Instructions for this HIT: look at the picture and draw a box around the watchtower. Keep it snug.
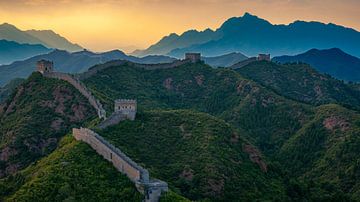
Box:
[185,53,201,63]
[114,99,137,120]
[36,60,54,74]
[257,54,271,61]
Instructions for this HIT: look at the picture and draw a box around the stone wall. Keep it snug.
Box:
[98,112,126,129]
[77,59,191,80]
[73,127,149,182]
[230,57,257,69]
[43,72,106,119]
[73,127,168,202]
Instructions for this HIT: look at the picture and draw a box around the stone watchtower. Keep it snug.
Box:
[257,54,271,61]
[185,53,201,63]
[115,99,137,120]
[36,60,54,74]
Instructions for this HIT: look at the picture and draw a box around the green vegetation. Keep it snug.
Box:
[278,104,360,200]
[98,110,288,201]
[0,135,142,201]
[1,60,359,201]
[160,191,191,202]
[84,62,313,155]
[0,72,96,177]
[0,78,24,103]
[237,61,360,110]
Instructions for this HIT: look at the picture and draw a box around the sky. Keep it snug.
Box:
[0,0,359,52]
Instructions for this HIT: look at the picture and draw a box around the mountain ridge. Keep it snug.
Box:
[0,39,51,65]
[0,23,83,52]
[134,12,360,58]
[273,48,360,82]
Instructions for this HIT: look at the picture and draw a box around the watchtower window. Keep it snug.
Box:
[110,153,112,159]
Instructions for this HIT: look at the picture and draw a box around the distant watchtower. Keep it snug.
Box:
[257,54,271,61]
[185,53,201,63]
[114,99,137,120]
[36,60,54,74]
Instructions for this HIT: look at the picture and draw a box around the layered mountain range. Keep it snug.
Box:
[134,13,360,58]
[1,60,359,201]
[0,23,82,52]
[0,49,249,86]
[0,23,83,64]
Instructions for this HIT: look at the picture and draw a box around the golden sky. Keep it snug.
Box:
[0,0,359,52]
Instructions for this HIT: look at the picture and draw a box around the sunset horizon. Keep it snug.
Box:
[1,0,359,52]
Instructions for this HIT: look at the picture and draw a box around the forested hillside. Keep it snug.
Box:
[98,110,288,201]
[0,73,96,177]
[237,61,360,110]
[1,60,359,201]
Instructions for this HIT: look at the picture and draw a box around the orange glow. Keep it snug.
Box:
[0,0,359,52]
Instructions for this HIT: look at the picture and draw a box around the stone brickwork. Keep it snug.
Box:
[98,112,126,129]
[42,72,106,119]
[114,99,137,120]
[257,54,271,61]
[73,128,148,182]
[37,60,54,74]
[73,128,168,202]
[185,53,201,63]
[78,59,192,80]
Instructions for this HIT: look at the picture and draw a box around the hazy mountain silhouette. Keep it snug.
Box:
[26,30,82,52]
[273,48,360,82]
[0,23,83,52]
[135,13,360,58]
[132,29,220,57]
[0,49,176,86]
[0,40,51,65]
[203,52,248,67]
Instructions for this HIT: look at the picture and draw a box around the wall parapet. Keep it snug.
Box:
[77,59,192,80]
[72,127,168,202]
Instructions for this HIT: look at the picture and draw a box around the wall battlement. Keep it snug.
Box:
[73,128,168,202]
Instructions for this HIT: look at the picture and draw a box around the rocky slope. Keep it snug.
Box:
[0,72,96,177]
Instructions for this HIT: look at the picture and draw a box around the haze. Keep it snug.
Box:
[0,0,359,52]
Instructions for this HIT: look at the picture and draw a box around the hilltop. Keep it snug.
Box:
[98,110,288,201]
[236,61,360,109]
[273,48,360,82]
[0,59,359,201]
[0,72,96,177]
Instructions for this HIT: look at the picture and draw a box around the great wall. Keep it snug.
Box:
[35,55,202,202]
[72,128,168,202]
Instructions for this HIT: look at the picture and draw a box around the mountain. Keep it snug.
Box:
[0,23,82,52]
[0,73,96,177]
[277,104,360,201]
[136,13,360,58]
[81,61,360,200]
[98,110,289,201]
[0,49,176,86]
[0,40,51,65]
[235,61,360,109]
[203,52,248,67]
[26,29,83,52]
[0,78,24,103]
[0,135,143,201]
[132,29,220,57]
[273,48,360,82]
[0,49,247,86]
[1,60,360,200]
